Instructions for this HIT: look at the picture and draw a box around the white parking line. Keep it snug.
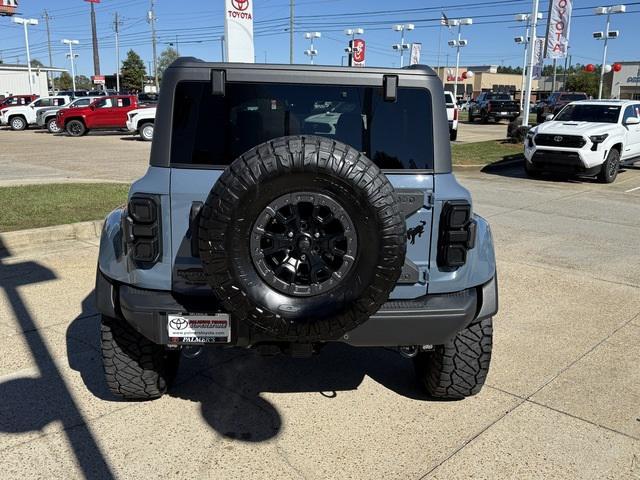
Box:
[624,185,640,193]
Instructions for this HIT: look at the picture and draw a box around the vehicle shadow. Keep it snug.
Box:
[0,240,116,479]
[481,159,617,184]
[172,342,431,442]
[66,291,433,444]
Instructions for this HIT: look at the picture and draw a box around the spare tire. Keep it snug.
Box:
[198,136,406,341]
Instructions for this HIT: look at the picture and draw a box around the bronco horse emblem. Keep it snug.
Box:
[407,221,427,245]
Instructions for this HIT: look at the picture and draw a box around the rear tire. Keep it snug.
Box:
[46,118,61,134]
[480,110,489,124]
[414,317,493,399]
[9,116,27,131]
[468,111,475,123]
[598,148,620,183]
[66,119,86,137]
[449,128,458,141]
[100,314,180,400]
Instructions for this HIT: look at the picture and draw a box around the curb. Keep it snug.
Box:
[0,220,104,253]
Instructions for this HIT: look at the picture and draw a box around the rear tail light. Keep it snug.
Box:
[437,200,476,270]
[123,194,162,265]
[453,108,458,121]
[487,103,492,112]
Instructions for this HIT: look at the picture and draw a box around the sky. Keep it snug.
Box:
[0,0,639,78]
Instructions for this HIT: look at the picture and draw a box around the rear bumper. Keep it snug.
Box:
[96,269,498,347]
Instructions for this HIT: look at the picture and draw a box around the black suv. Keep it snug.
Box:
[536,92,588,123]
[95,59,498,401]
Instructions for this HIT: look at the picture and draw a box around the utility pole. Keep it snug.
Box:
[289,0,294,64]
[43,10,54,91]
[551,58,557,92]
[148,0,159,91]
[114,12,122,92]
[90,0,100,75]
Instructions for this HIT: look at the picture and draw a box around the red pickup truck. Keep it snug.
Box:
[0,94,39,109]
[57,95,140,137]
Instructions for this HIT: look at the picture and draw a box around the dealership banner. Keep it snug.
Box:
[545,0,572,58]
[349,39,366,67]
[533,37,545,79]
[410,43,422,66]
[224,0,255,63]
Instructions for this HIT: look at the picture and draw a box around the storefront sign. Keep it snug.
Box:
[0,0,18,16]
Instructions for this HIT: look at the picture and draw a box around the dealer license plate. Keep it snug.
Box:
[500,111,508,115]
[167,314,230,344]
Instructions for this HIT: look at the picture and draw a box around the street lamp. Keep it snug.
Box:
[391,24,414,68]
[445,18,472,100]
[13,17,39,94]
[594,4,626,99]
[62,39,80,92]
[515,12,542,110]
[304,32,321,65]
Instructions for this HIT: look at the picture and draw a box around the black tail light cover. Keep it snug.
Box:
[123,194,161,266]
[437,200,476,270]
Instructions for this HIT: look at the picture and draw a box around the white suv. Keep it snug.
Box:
[0,95,72,130]
[445,91,459,141]
[524,100,640,183]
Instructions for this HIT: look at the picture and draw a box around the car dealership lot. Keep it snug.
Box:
[0,132,638,478]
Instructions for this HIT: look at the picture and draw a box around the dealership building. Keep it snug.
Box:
[435,65,566,102]
[604,61,640,99]
[0,63,67,98]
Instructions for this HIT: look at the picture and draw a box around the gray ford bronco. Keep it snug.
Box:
[96,58,498,400]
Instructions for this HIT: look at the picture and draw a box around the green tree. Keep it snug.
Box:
[121,49,146,92]
[565,70,599,98]
[157,47,179,81]
[30,58,44,68]
[75,75,92,90]
[53,71,73,90]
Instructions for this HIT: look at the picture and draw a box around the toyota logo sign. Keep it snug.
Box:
[232,0,249,11]
[169,317,189,331]
[553,136,563,142]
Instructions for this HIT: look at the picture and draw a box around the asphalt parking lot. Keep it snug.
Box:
[0,132,639,479]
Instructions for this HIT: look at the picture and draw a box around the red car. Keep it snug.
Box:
[0,94,38,109]
[57,95,140,137]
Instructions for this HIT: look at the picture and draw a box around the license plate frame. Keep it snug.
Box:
[167,314,231,344]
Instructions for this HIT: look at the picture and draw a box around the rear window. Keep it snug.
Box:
[486,93,512,101]
[171,81,434,170]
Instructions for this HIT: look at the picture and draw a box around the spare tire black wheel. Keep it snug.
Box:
[198,136,407,341]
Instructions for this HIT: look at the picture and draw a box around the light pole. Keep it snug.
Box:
[13,17,39,94]
[522,0,541,128]
[344,28,364,66]
[515,13,542,110]
[392,24,414,68]
[446,18,472,101]
[594,5,626,99]
[304,32,321,65]
[62,39,79,92]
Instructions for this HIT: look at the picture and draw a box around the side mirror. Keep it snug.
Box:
[545,114,554,121]
[624,117,640,125]
[30,105,35,109]
[90,104,96,111]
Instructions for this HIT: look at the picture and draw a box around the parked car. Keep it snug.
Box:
[126,107,157,141]
[95,59,498,401]
[36,96,101,133]
[525,100,640,183]
[137,92,159,104]
[468,92,520,123]
[536,92,588,124]
[57,95,141,136]
[55,90,90,98]
[0,94,38,110]
[445,91,459,141]
[0,95,72,130]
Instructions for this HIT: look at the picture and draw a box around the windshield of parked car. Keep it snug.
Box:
[171,81,435,170]
[486,93,511,100]
[554,104,621,123]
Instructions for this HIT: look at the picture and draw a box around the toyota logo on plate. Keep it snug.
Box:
[553,136,563,142]
[169,317,189,330]
[232,0,249,11]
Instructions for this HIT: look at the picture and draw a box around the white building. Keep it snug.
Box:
[0,63,67,98]
[605,61,640,100]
